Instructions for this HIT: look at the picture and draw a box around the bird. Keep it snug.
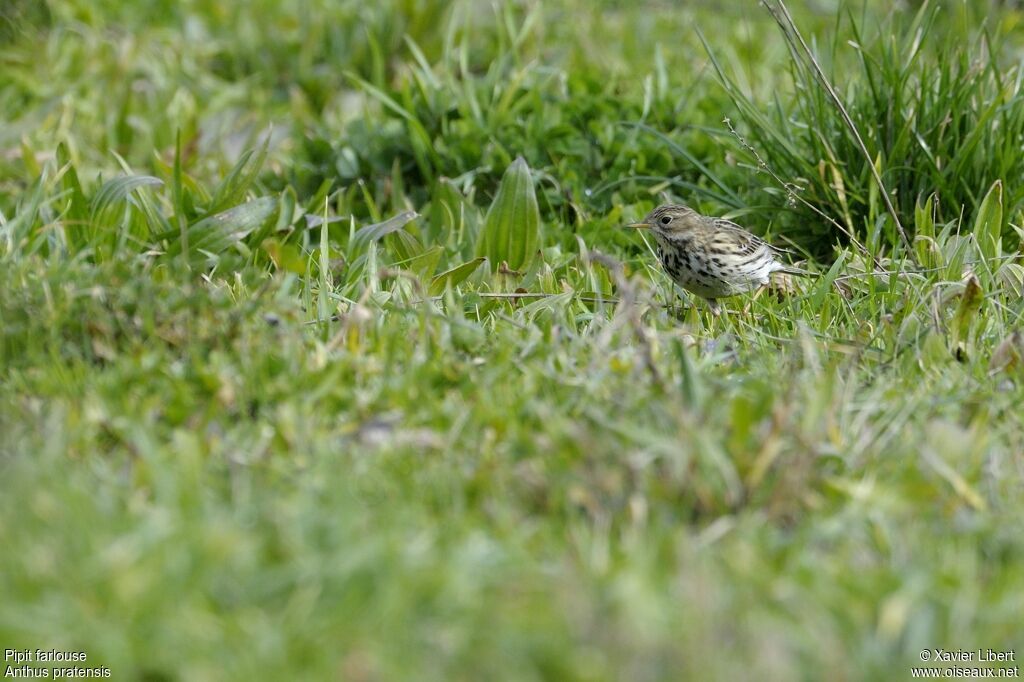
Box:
[628,204,809,313]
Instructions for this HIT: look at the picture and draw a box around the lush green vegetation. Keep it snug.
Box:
[2,0,1023,679]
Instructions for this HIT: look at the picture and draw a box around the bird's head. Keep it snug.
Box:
[628,204,700,238]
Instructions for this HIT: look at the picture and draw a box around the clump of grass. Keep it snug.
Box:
[707,1,1024,257]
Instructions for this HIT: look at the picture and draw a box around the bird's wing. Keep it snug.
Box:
[711,217,792,256]
[711,217,812,277]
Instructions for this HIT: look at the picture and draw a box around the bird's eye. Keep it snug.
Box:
[659,215,672,225]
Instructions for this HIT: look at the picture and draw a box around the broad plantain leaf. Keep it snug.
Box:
[476,156,540,272]
[973,179,1003,263]
[90,175,164,225]
[349,210,419,254]
[429,257,486,295]
[165,196,278,265]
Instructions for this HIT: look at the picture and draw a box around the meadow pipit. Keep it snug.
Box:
[629,204,808,313]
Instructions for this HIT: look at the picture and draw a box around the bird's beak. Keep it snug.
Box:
[627,221,650,229]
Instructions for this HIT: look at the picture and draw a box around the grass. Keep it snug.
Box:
[2,0,1024,680]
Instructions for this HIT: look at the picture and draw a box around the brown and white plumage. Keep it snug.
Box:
[629,204,807,311]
